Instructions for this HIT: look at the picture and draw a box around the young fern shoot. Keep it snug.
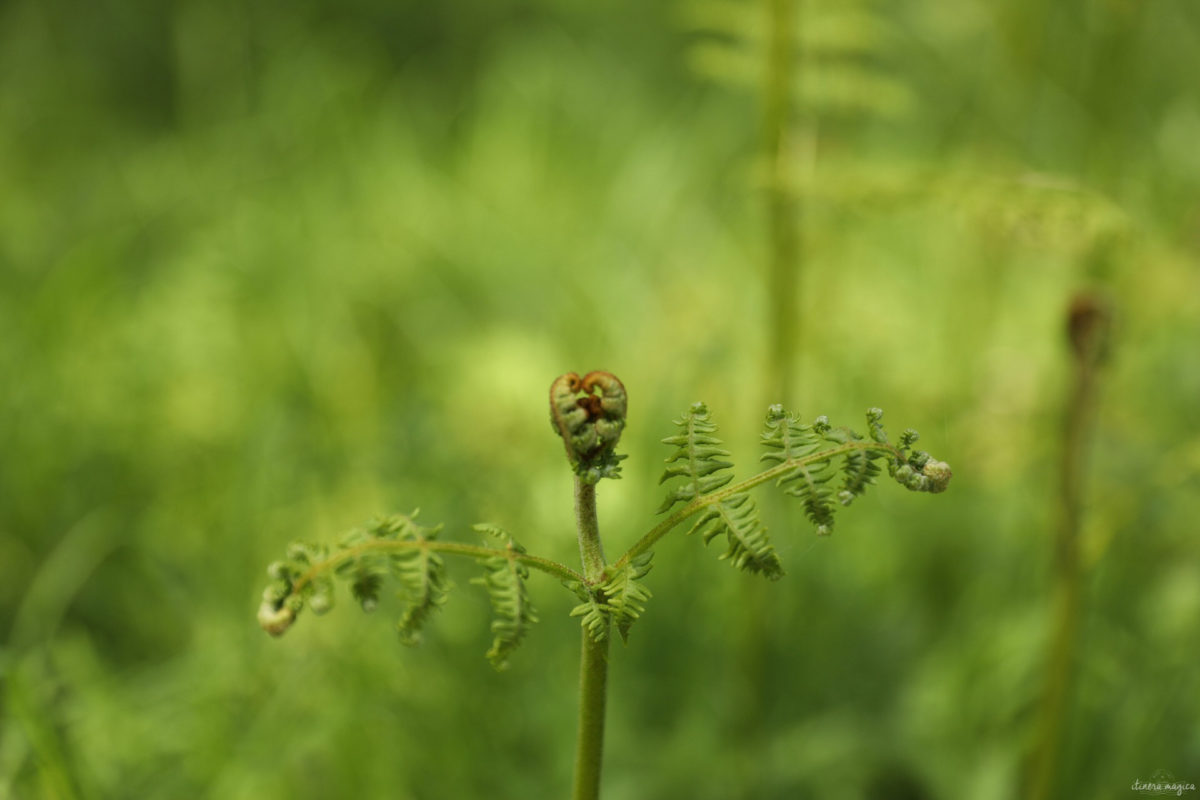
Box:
[256,371,951,800]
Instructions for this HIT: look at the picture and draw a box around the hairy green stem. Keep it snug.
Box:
[575,478,607,584]
[615,440,901,568]
[572,477,611,800]
[573,619,610,800]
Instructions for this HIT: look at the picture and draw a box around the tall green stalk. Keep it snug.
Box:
[572,478,611,800]
[1027,294,1110,800]
[764,0,800,406]
[739,3,800,792]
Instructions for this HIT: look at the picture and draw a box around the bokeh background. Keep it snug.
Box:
[2,0,1198,798]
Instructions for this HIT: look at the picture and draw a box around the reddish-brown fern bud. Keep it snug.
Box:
[550,371,628,483]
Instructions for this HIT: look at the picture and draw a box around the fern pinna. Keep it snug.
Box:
[657,403,783,578]
[257,371,951,800]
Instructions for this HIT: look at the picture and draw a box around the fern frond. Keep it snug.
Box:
[569,591,608,643]
[761,406,949,534]
[763,407,839,534]
[570,553,654,644]
[618,404,951,570]
[387,518,450,646]
[680,0,886,56]
[258,510,581,666]
[471,524,538,670]
[681,0,908,118]
[691,494,783,577]
[659,403,784,578]
[836,433,883,508]
[800,7,887,55]
[658,402,735,510]
[348,568,382,612]
[886,425,953,494]
[318,514,452,644]
[257,514,452,639]
[605,553,654,643]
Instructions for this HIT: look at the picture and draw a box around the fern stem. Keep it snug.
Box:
[764,0,800,407]
[616,440,900,568]
[572,477,611,800]
[1027,295,1108,800]
[289,539,583,597]
[573,619,611,800]
[575,478,607,584]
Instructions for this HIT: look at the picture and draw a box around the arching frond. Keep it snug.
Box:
[471,524,539,670]
[389,518,449,646]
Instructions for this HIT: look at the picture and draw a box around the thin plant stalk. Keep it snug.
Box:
[742,4,801,791]
[764,0,800,406]
[572,477,611,800]
[1027,294,1109,800]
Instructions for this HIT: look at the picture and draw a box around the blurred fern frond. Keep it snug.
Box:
[681,0,912,119]
[680,0,1132,260]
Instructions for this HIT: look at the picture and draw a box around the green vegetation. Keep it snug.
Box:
[2,1,1199,798]
[258,371,950,798]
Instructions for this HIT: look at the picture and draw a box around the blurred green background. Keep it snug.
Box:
[2,0,1198,798]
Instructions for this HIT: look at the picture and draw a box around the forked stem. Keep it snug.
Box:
[572,477,611,800]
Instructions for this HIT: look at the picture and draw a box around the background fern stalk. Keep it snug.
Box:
[764,0,801,407]
[1026,294,1111,800]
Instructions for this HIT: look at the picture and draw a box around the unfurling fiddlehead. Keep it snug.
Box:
[550,371,628,484]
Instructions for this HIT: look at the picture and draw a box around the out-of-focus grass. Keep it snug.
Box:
[2,1,1199,798]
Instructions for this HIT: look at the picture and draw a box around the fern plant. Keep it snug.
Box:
[257,370,951,800]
